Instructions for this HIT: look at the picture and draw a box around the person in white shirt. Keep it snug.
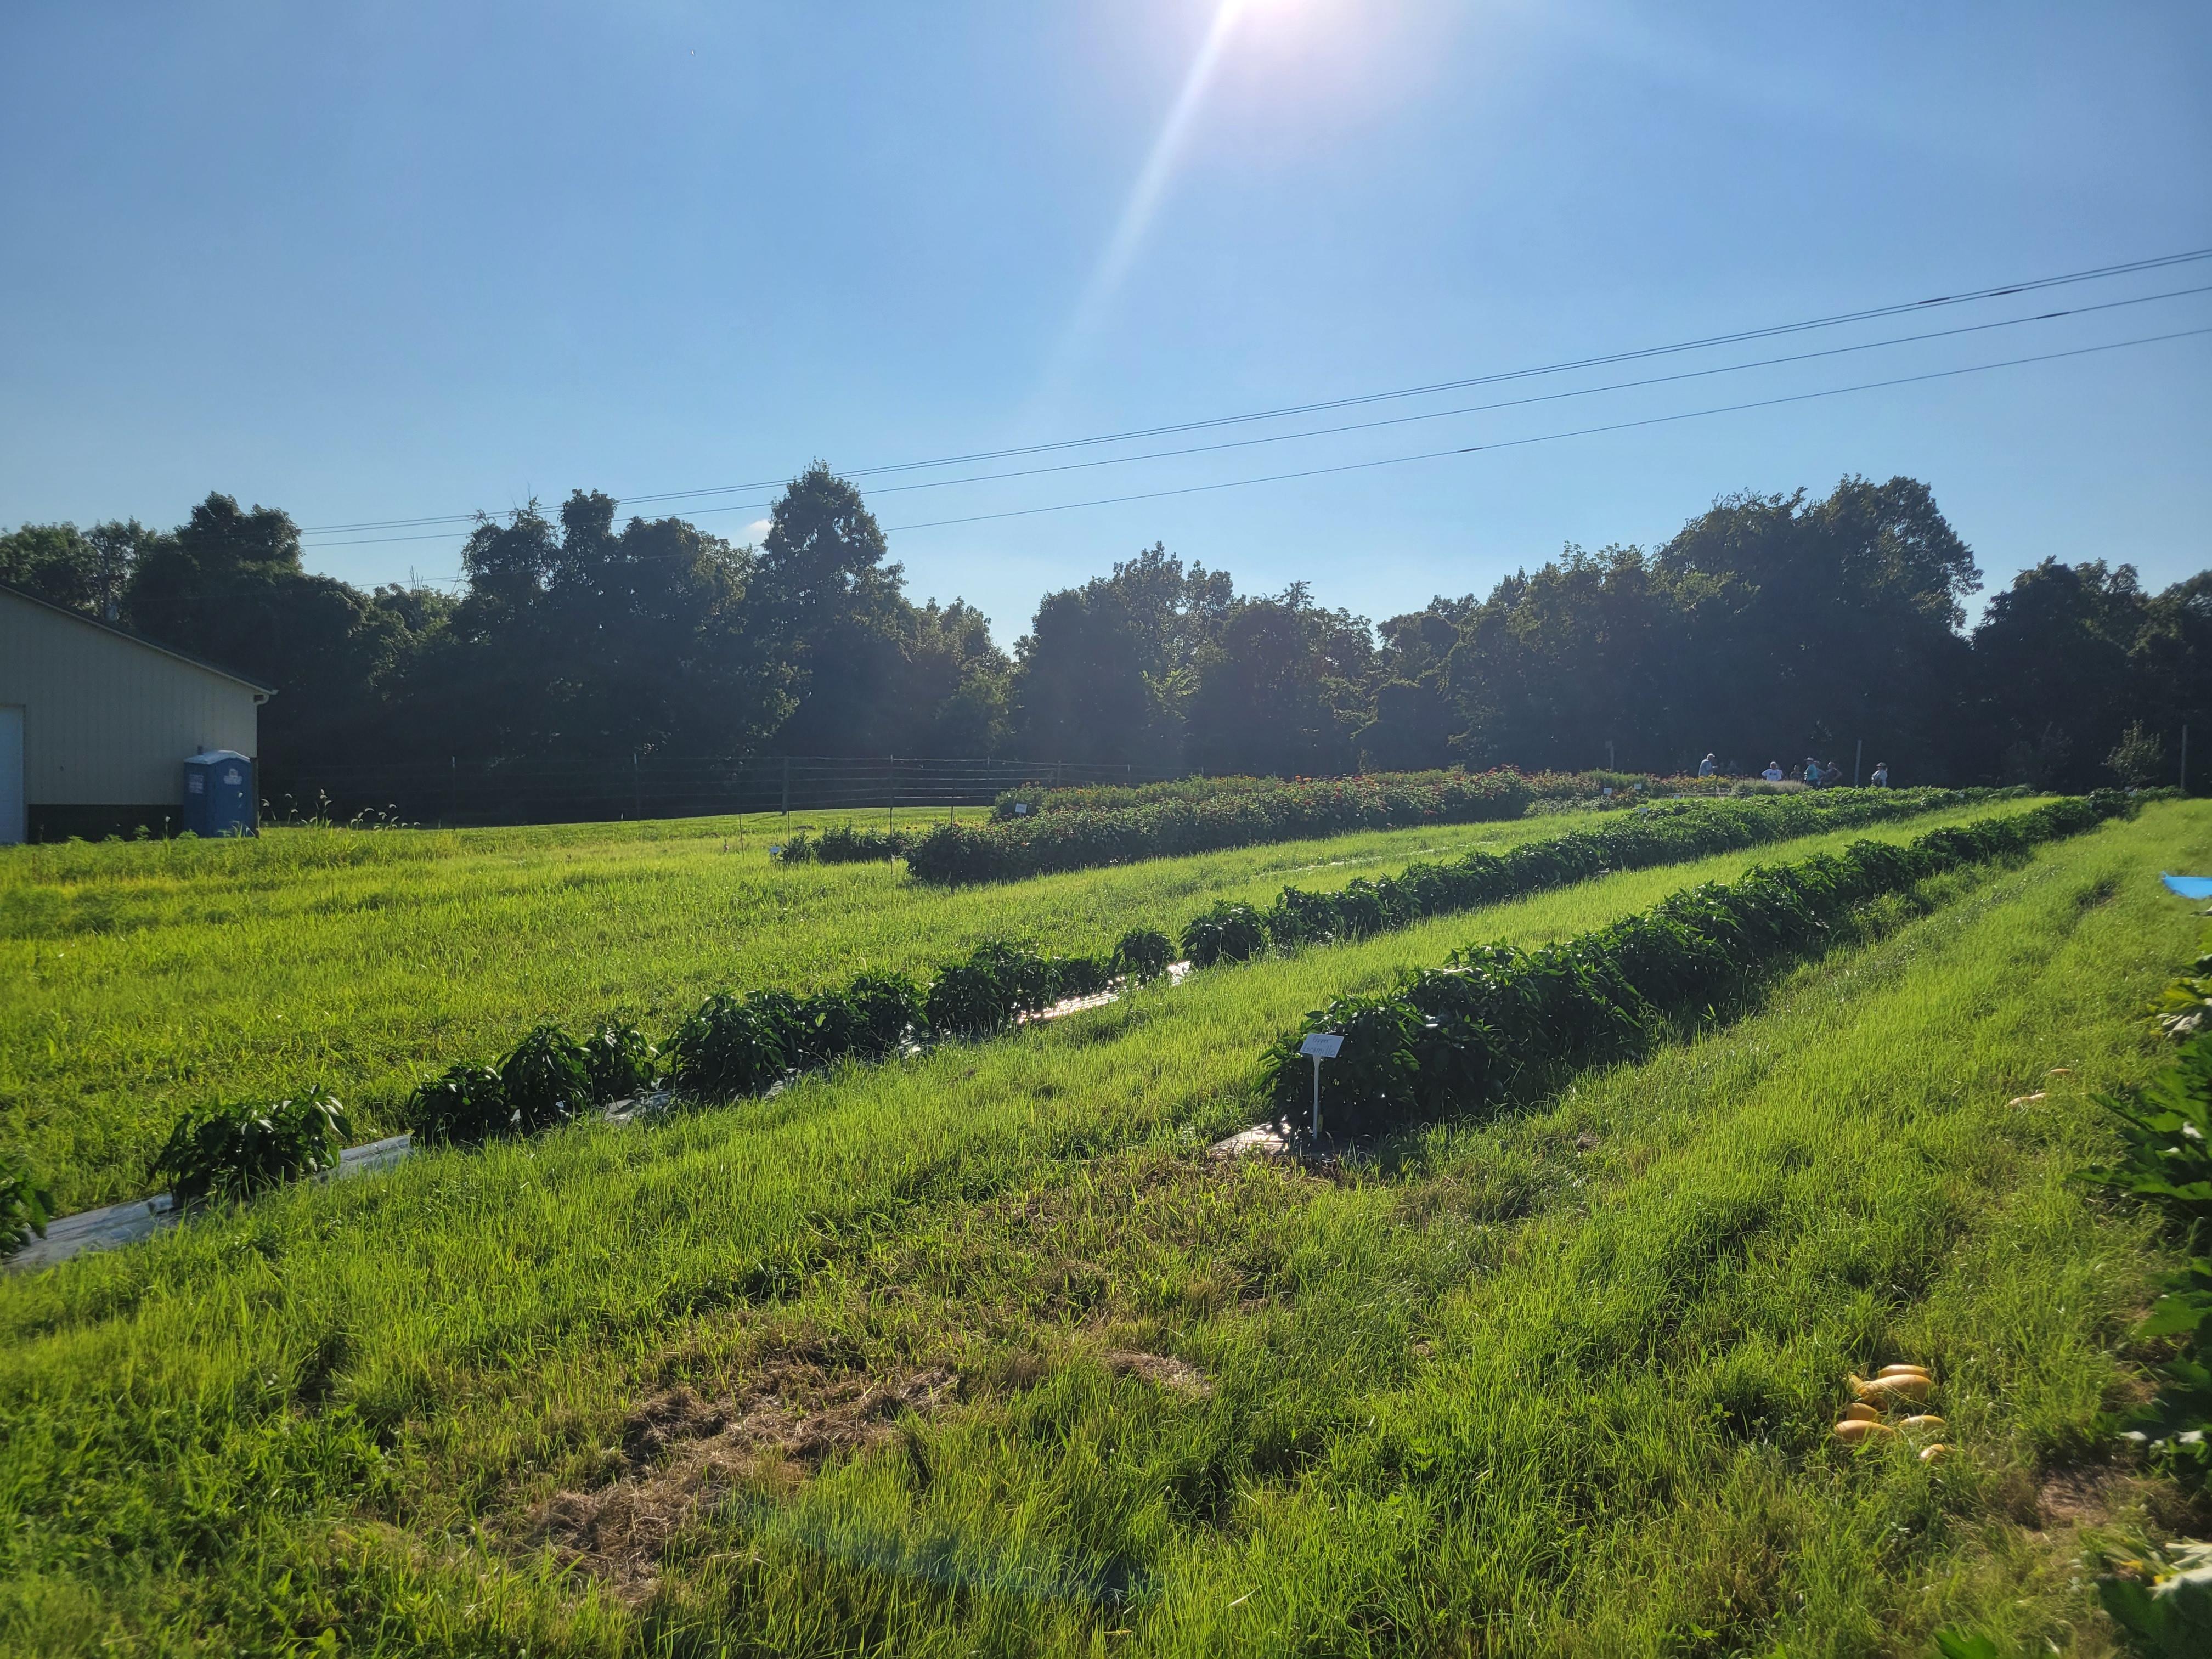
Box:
[1871,761,1890,787]
[1763,762,1785,782]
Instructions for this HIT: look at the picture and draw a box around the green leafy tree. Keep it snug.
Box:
[1439,477,1980,778]
[421,491,775,763]
[1355,607,1464,771]
[749,464,910,754]
[1012,585,1160,763]
[2106,720,2167,788]
[1011,543,1230,765]
[0,518,155,618]
[122,494,416,770]
[1186,589,1369,777]
[896,598,1010,755]
[1971,558,2149,789]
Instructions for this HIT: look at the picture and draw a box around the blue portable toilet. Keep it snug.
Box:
[182,749,256,837]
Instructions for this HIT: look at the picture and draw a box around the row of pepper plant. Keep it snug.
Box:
[1178,787,1997,964]
[1254,793,2135,1138]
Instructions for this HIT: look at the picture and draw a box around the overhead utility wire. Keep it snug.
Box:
[877,325,2212,533]
[658,247,2212,489]
[300,323,2212,589]
[297,245,2212,537]
[297,284,2212,553]
[859,284,2212,496]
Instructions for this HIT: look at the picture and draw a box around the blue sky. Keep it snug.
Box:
[3,1,2207,641]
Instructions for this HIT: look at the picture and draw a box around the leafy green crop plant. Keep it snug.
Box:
[924,941,1049,1035]
[785,988,864,1070]
[148,1090,352,1206]
[784,822,915,866]
[1111,927,1173,982]
[840,969,927,1057]
[2077,968,2212,1485]
[0,1148,54,1260]
[668,993,793,1098]
[499,1023,595,1133]
[579,1020,659,1102]
[1182,901,1268,967]
[1258,993,1421,1137]
[407,1063,510,1147]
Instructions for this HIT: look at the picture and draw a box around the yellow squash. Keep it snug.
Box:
[1833,1419,1897,1443]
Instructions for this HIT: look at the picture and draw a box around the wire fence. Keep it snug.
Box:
[257,753,1186,829]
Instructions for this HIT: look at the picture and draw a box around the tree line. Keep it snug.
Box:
[4,467,2206,796]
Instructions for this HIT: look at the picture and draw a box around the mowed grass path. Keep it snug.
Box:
[1,802,2194,1656]
[2,798,2022,1212]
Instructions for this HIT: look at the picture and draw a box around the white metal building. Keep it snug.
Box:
[0,583,273,843]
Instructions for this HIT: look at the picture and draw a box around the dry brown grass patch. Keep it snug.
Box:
[2036,1467,2123,1529]
[1103,1350,1212,1397]
[528,1357,955,1599]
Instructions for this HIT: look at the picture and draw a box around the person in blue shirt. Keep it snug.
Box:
[1871,761,1890,787]
[1804,757,1823,785]
[1698,753,1718,778]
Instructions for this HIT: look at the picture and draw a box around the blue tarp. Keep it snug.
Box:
[2163,873,2212,899]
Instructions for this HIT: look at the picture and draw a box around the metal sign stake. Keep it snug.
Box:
[1298,1031,1343,1144]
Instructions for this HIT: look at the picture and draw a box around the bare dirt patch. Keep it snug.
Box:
[530,1358,955,1598]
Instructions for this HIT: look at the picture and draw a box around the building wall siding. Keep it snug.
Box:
[0,591,262,806]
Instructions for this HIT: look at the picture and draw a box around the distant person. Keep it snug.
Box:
[1822,760,1844,786]
[1803,758,1822,785]
[1871,761,1890,787]
[1698,753,1718,778]
[1763,761,1785,782]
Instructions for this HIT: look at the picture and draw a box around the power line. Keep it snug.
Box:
[295,245,2212,538]
[274,321,2212,595]
[297,281,2212,554]
[876,325,2212,533]
[669,247,2212,486]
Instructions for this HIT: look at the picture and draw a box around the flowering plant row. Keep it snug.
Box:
[988,767,1717,822]
[912,769,1537,884]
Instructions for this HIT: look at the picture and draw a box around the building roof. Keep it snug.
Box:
[0,580,278,698]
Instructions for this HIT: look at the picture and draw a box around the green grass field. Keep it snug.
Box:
[2,797,2029,1214]
[2,799,2204,1655]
